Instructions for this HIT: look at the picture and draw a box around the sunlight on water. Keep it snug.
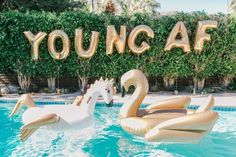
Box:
[1,104,236,157]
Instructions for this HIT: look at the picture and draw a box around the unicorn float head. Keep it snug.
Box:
[79,77,115,114]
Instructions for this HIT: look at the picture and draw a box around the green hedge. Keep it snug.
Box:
[0,10,235,84]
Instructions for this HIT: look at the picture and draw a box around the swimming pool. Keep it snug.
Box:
[1,103,236,157]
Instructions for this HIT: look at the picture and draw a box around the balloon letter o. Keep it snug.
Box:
[48,30,70,60]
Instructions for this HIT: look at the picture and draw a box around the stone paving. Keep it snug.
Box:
[0,91,236,107]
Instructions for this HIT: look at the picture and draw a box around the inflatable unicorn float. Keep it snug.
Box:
[119,69,218,143]
[9,78,115,141]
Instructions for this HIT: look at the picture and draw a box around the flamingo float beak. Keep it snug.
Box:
[121,86,126,97]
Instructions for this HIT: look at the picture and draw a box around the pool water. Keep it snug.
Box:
[1,104,236,157]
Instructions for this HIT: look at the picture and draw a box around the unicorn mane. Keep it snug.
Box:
[88,77,114,90]
[80,77,114,114]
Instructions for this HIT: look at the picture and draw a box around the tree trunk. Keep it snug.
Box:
[193,77,205,91]
[222,76,233,87]
[47,77,56,92]
[78,76,88,94]
[163,76,175,89]
[17,71,31,93]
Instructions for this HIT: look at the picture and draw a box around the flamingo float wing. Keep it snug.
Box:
[195,95,214,113]
[145,111,218,142]
[146,96,191,110]
[145,129,205,143]
[121,110,187,136]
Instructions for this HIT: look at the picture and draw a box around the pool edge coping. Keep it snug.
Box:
[0,99,236,112]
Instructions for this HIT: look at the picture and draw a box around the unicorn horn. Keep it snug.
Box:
[109,78,114,84]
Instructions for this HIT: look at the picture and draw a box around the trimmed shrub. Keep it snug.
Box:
[0,11,235,92]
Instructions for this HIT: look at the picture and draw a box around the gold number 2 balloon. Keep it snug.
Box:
[23,31,47,61]
[48,30,70,60]
[128,25,154,54]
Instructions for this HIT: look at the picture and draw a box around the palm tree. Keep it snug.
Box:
[105,0,116,14]
[87,0,121,14]
[87,0,160,16]
[119,0,161,16]
[0,0,87,11]
[230,0,236,13]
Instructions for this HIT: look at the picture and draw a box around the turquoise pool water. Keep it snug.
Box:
[1,104,236,157]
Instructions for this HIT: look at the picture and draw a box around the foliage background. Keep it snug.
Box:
[0,10,235,91]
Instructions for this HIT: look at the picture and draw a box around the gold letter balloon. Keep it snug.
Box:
[106,25,126,55]
[194,20,218,52]
[75,29,99,59]
[164,22,190,53]
[48,30,70,60]
[128,25,154,54]
[24,31,47,61]
[24,21,218,60]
